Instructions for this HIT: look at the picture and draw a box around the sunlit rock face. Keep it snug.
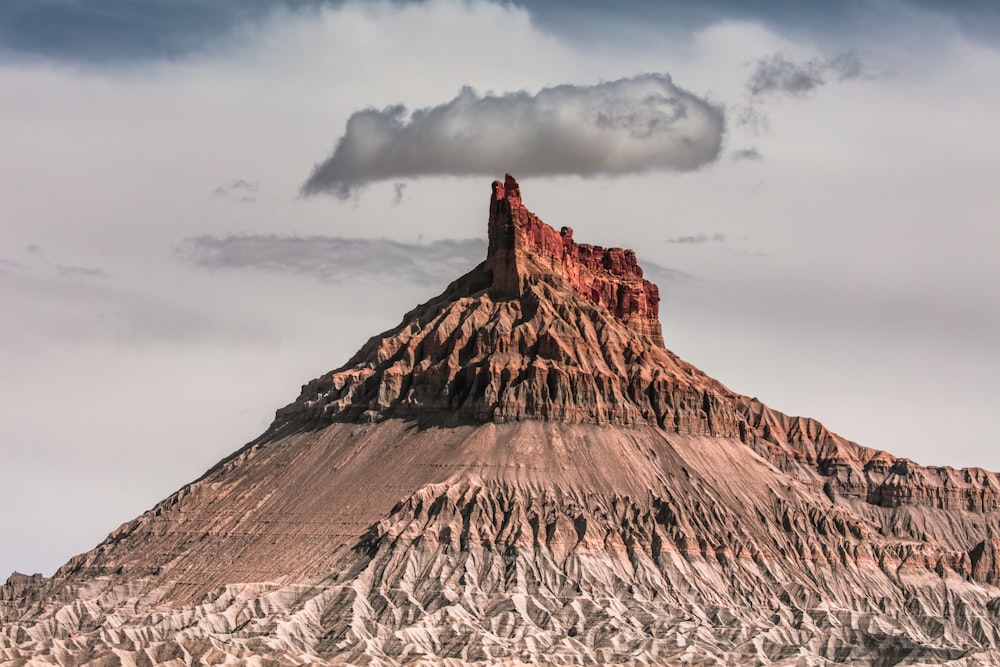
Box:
[487,173,661,342]
[3,176,1000,667]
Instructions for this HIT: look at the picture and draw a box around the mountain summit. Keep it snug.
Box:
[271,173,734,431]
[4,176,1000,666]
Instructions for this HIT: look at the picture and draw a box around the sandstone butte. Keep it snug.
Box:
[3,175,1000,667]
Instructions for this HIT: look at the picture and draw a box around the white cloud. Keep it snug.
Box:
[302,75,725,197]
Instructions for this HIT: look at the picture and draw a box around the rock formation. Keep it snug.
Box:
[486,174,662,345]
[3,175,1000,666]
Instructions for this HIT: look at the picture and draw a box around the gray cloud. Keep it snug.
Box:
[178,235,488,286]
[748,54,823,97]
[0,0,333,63]
[392,182,406,206]
[827,52,865,80]
[3,1,999,65]
[732,105,770,133]
[667,233,728,244]
[54,264,106,279]
[641,260,696,285]
[747,52,867,98]
[302,74,725,198]
[213,179,259,202]
[663,233,767,258]
[23,244,106,280]
[731,148,762,161]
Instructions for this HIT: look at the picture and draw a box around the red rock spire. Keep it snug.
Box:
[487,173,664,347]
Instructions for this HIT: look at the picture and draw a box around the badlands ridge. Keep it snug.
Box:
[3,175,1000,666]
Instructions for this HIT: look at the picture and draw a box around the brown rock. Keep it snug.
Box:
[4,175,1000,667]
[487,174,661,344]
[971,538,1000,585]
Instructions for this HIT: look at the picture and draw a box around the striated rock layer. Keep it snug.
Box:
[3,176,1000,666]
[486,174,662,345]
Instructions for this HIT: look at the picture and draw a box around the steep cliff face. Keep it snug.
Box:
[3,175,1000,667]
[486,174,662,345]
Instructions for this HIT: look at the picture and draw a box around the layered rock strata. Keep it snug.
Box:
[4,424,1000,666]
[3,175,1000,667]
[487,174,662,345]
[272,175,714,430]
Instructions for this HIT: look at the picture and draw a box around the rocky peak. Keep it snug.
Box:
[8,176,1000,667]
[265,174,700,430]
[487,174,663,346]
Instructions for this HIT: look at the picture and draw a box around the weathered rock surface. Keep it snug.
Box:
[487,174,661,344]
[3,175,999,666]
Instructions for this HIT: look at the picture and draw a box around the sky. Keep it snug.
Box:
[1,0,998,579]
